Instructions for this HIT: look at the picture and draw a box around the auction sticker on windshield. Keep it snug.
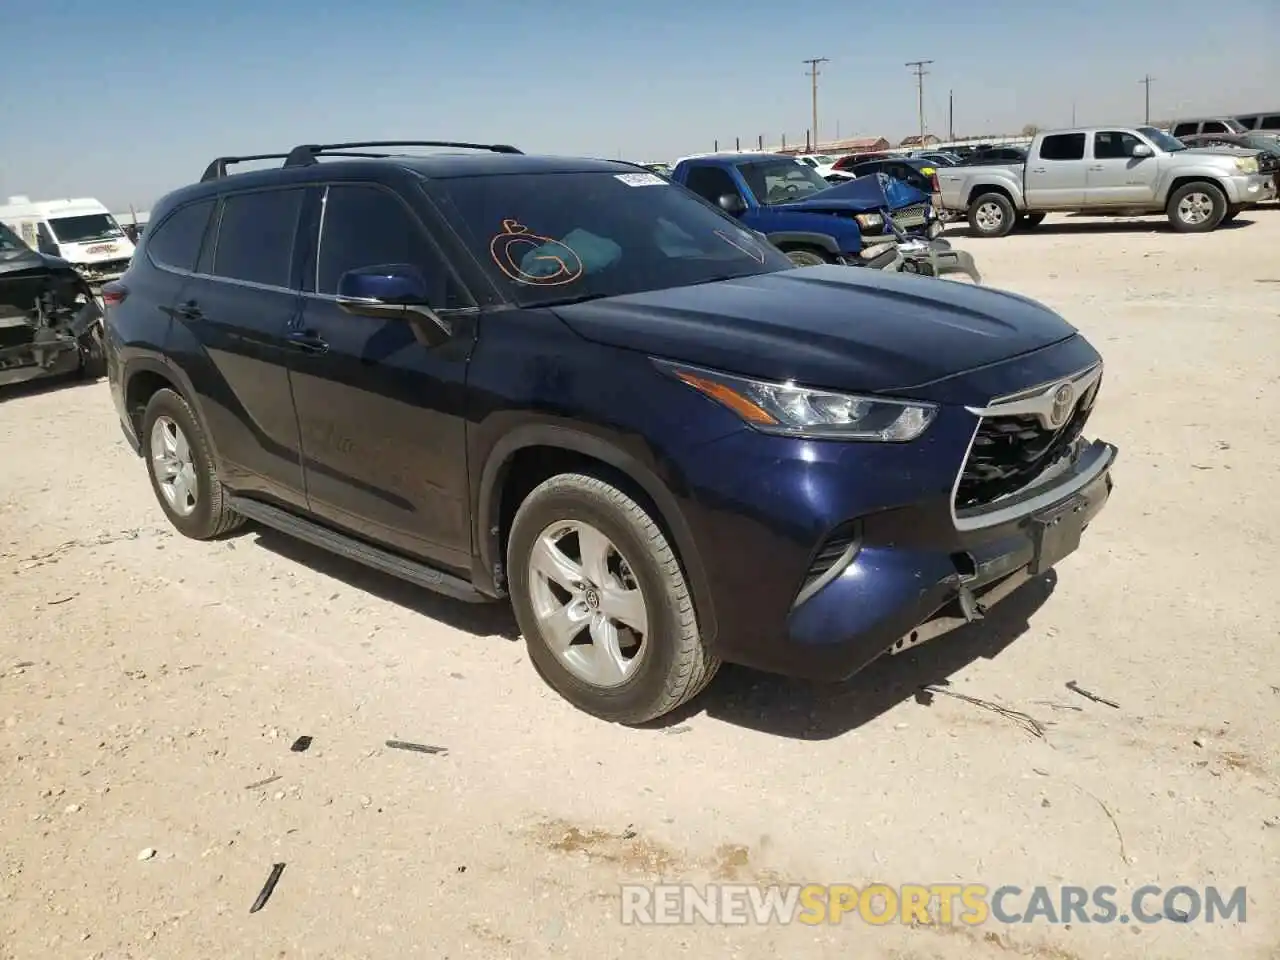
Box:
[615,173,667,187]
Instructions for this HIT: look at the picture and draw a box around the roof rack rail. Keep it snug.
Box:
[200,153,294,183]
[282,140,523,167]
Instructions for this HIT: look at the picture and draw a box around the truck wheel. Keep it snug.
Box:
[507,473,720,725]
[968,193,1016,238]
[78,321,107,380]
[1167,182,1226,232]
[1017,212,1046,229]
[1220,205,1242,224]
[784,248,832,267]
[140,388,244,540]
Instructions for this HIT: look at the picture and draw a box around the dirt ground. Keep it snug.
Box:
[3,210,1279,960]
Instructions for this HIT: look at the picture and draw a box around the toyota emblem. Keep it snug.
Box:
[1049,383,1075,427]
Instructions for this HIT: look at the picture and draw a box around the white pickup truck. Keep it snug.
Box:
[936,125,1276,237]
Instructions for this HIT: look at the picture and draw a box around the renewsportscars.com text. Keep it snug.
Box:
[619,883,1248,926]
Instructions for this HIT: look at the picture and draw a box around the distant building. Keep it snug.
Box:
[898,134,942,148]
[773,136,891,155]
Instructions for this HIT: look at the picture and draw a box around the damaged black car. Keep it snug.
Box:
[0,220,105,389]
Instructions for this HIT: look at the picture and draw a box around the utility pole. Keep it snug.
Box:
[803,57,829,150]
[1139,74,1155,124]
[1072,101,1077,125]
[948,89,954,141]
[906,60,933,145]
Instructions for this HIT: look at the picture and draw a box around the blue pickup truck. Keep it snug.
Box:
[670,152,979,281]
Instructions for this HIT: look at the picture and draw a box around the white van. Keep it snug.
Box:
[0,196,136,285]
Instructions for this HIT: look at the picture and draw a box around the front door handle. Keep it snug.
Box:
[1088,165,1105,171]
[286,329,329,354]
[1030,167,1047,174]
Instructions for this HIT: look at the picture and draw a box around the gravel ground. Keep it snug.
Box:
[2,210,1278,960]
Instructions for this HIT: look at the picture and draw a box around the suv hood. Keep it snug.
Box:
[551,265,1077,394]
[777,175,929,214]
[1181,145,1257,158]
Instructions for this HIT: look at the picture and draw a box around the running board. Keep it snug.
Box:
[227,496,489,604]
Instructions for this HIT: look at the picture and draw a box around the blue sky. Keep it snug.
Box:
[3,0,1276,211]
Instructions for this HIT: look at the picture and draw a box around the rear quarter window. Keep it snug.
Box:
[144,200,215,272]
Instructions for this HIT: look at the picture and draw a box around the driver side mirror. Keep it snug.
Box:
[1130,143,1153,158]
[717,193,747,216]
[336,263,452,347]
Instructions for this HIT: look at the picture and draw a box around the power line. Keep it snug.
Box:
[1139,74,1155,125]
[803,57,829,150]
[906,60,934,145]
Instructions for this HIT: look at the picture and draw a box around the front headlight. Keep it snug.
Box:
[655,360,937,441]
[855,212,884,229]
[1235,156,1259,174]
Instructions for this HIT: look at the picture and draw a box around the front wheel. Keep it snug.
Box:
[507,473,719,724]
[785,248,832,267]
[1167,182,1226,233]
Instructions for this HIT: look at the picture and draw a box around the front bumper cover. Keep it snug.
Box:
[777,439,1117,681]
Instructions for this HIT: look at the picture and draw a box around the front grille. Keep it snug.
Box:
[78,258,131,281]
[893,203,929,228]
[955,376,1101,510]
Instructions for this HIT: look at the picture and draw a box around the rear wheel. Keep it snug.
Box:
[784,248,832,267]
[1167,182,1226,232]
[507,473,719,724]
[968,192,1016,238]
[140,388,244,540]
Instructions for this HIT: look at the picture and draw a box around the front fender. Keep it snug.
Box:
[764,231,845,255]
[472,421,718,644]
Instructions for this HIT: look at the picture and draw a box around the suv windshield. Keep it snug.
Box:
[48,213,126,244]
[428,170,793,307]
[1140,127,1186,152]
[736,158,831,204]
[1243,133,1280,155]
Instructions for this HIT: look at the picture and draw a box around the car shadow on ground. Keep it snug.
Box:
[242,525,521,640]
[0,373,99,403]
[941,219,1255,239]
[651,571,1057,740]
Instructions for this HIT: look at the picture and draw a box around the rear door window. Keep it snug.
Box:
[210,188,305,288]
[1262,115,1280,131]
[1038,134,1086,161]
[1172,122,1198,138]
[1201,121,1229,134]
[145,200,215,271]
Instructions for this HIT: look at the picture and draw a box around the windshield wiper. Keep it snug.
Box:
[534,292,613,308]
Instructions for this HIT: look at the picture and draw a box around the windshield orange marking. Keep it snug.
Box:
[489,220,584,286]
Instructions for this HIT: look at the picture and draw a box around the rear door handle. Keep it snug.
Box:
[286,329,329,354]
[175,300,202,321]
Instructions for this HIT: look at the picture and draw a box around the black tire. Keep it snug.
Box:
[1167,181,1227,233]
[507,473,719,724]
[785,248,832,267]
[78,320,107,380]
[1018,212,1046,229]
[140,388,244,540]
[967,192,1017,238]
[1220,205,1242,224]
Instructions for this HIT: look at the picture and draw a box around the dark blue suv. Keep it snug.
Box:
[103,140,1118,724]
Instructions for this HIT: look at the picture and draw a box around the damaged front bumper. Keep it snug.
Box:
[856,236,982,283]
[0,289,103,388]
